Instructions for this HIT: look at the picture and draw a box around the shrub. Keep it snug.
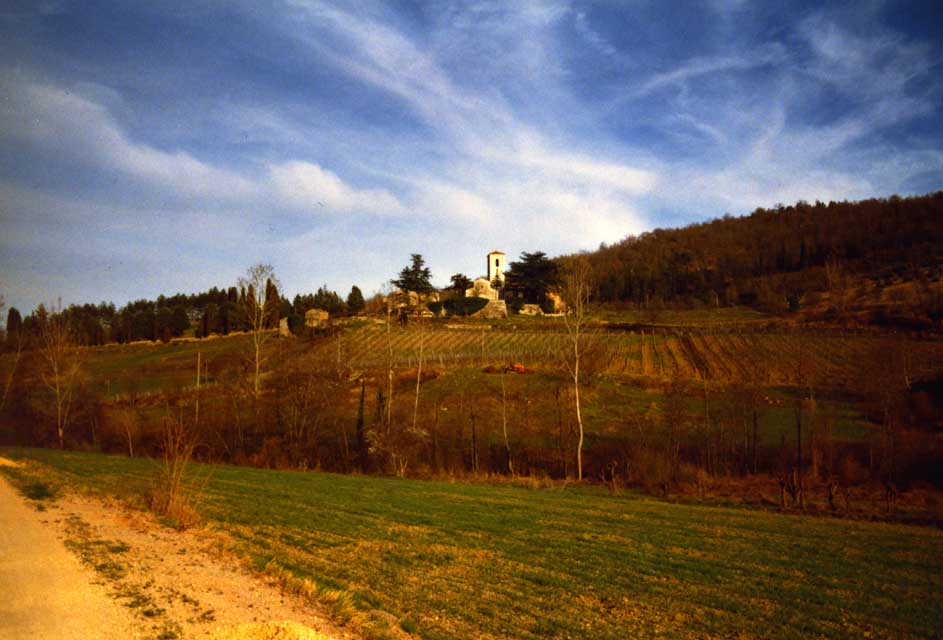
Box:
[444,297,489,316]
[506,298,524,314]
[147,415,201,529]
[24,480,57,501]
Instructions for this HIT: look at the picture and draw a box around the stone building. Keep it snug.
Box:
[385,290,440,315]
[466,278,499,301]
[466,250,507,301]
[305,308,329,328]
[487,250,506,285]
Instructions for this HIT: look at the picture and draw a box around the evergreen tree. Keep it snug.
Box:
[171,306,191,336]
[5,307,22,348]
[155,307,174,342]
[504,252,559,304]
[347,285,366,314]
[306,286,342,314]
[264,278,280,328]
[201,303,219,337]
[392,254,434,294]
[449,273,472,294]
[279,299,293,321]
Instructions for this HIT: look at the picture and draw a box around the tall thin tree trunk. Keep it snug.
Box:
[356,380,366,472]
[386,312,394,431]
[254,336,261,396]
[56,376,64,449]
[126,421,134,457]
[574,346,583,481]
[752,408,758,474]
[412,316,424,431]
[432,402,440,473]
[470,408,478,474]
[703,377,711,475]
[795,404,804,509]
[501,372,513,475]
[195,352,201,428]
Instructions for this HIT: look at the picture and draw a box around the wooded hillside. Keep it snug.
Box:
[577,192,943,326]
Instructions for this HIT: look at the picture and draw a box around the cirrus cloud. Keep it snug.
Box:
[268,161,405,214]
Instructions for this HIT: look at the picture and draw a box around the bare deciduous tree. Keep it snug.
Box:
[115,405,139,457]
[559,257,593,480]
[860,338,913,502]
[412,311,425,433]
[39,303,82,449]
[150,408,201,527]
[500,369,513,475]
[238,264,280,396]
[384,285,395,431]
[824,256,849,315]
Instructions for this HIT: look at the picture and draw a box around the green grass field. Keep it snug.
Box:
[78,333,256,396]
[3,447,941,639]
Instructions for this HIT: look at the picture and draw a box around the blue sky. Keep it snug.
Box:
[1,0,941,314]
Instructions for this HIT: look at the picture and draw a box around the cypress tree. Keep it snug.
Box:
[347,285,365,314]
[5,307,22,347]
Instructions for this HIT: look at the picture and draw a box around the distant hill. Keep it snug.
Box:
[570,191,943,329]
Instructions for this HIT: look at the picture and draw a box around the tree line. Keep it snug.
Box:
[2,283,367,349]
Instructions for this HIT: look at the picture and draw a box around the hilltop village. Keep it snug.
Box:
[288,250,566,332]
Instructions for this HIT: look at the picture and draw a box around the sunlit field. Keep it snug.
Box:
[4,447,941,640]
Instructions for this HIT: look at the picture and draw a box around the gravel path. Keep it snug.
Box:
[0,475,142,639]
[0,456,348,640]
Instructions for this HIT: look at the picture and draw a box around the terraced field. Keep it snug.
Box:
[320,323,943,391]
[18,314,934,404]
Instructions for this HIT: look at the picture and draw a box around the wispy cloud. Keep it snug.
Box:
[280,1,655,241]
[633,44,788,98]
[573,11,620,60]
[1,0,941,313]
[269,161,405,214]
[0,78,259,202]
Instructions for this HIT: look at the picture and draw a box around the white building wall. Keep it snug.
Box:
[487,251,506,283]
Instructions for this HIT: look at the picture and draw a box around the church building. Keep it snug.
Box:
[466,250,506,300]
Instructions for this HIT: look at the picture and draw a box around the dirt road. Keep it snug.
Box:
[0,475,141,639]
[0,459,348,640]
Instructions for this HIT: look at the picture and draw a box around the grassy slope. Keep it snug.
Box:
[80,334,255,395]
[3,447,941,640]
